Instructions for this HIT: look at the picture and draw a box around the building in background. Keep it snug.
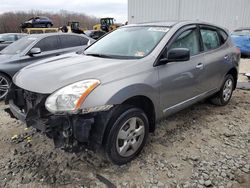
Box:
[128,0,250,31]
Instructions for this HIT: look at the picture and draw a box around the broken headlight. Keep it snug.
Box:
[45,79,100,113]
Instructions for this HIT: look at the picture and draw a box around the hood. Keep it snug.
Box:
[14,53,138,94]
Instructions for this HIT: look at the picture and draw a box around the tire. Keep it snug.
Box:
[46,23,52,28]
[210,74,235,106]
[105,105,149,165]
[0,73,11,101]
[27,23,33,28]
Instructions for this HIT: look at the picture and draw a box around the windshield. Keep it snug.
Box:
[232,30,250,36]
[0,34,15,42]
[85,26,169,59]
[1,37,37,55]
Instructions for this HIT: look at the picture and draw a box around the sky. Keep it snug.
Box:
[0,0,128,23]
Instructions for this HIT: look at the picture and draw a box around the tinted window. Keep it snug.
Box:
[170,28,201,56]
[34,36,59,52]
[200,29,220,51]
[59,35,82,48]
[218,29,228,44]
[79,36,89,45]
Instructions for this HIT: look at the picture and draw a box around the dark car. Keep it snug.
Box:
[84,30,106,40]
[0,33,27,51]
[5,21,240,164]
[231,28,250,56]
[0,33,94,100]
[21,16,53,29]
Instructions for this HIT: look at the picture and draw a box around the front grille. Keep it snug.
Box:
[10,85,49,116]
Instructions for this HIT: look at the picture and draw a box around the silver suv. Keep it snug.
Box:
[6,21,240,165]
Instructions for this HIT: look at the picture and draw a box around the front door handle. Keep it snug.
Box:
[224,55,229,60]
[196,63,204,70]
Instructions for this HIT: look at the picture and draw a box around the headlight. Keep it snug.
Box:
[45,79,100,113]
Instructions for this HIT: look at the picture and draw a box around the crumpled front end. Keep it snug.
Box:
[4,85,107,151]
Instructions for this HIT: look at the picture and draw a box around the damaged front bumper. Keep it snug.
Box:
[5,85,112,151]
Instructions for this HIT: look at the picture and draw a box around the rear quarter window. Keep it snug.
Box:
[218,29,228,44]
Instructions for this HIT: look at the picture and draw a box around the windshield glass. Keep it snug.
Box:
[85,26,169,59]
[232,30,250,36]
[1,37,37,55]
[0,34,15,42]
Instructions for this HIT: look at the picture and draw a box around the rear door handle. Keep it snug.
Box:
[196,63,204,70]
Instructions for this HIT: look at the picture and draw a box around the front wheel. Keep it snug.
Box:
[0,73,11,100]
[105,106,149,165]
[210,74,235,106]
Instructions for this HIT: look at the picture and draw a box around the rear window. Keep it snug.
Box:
[200,28,221,51]
[59,35,83,48]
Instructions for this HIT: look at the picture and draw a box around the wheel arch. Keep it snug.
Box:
[100,95,156,147]
[226,68,238,90]
[0,71,12,81]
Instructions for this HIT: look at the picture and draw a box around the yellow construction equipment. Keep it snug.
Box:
[93,18,121,32]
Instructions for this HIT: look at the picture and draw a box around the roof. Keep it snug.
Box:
[124,20,228,32]
[26,32,83,39]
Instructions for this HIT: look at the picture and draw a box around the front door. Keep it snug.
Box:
[158,25,204,115]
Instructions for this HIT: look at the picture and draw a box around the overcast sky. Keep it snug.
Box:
[0,0,128,23]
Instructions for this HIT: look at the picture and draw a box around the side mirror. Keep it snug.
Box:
[159,48,190,65]
[29,48,41,56]
[167,48,190,62]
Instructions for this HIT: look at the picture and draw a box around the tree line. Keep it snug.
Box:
[0,10,100,33]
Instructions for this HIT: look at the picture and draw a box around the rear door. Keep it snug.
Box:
[197,25,230,93]
[158,25,204,114]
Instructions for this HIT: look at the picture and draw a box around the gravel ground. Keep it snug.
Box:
[0,61,249,188]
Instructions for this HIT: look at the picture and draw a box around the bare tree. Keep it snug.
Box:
[0,10,99,33]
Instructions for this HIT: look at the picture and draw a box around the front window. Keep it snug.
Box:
[170,29,201,56]
[85,26,169,59]
[0,37,36,55]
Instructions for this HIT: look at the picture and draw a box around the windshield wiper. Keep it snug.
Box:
[85,53,113,58]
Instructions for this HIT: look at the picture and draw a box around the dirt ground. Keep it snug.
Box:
[0,60,249,188]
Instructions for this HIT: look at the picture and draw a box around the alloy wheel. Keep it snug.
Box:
[0,76,9,100]
[223,78,233,102]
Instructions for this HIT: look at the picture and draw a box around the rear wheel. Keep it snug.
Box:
[46,23,52,28]
[105,106,149,165]
[210,74,235,106]
[0,73,11,100]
